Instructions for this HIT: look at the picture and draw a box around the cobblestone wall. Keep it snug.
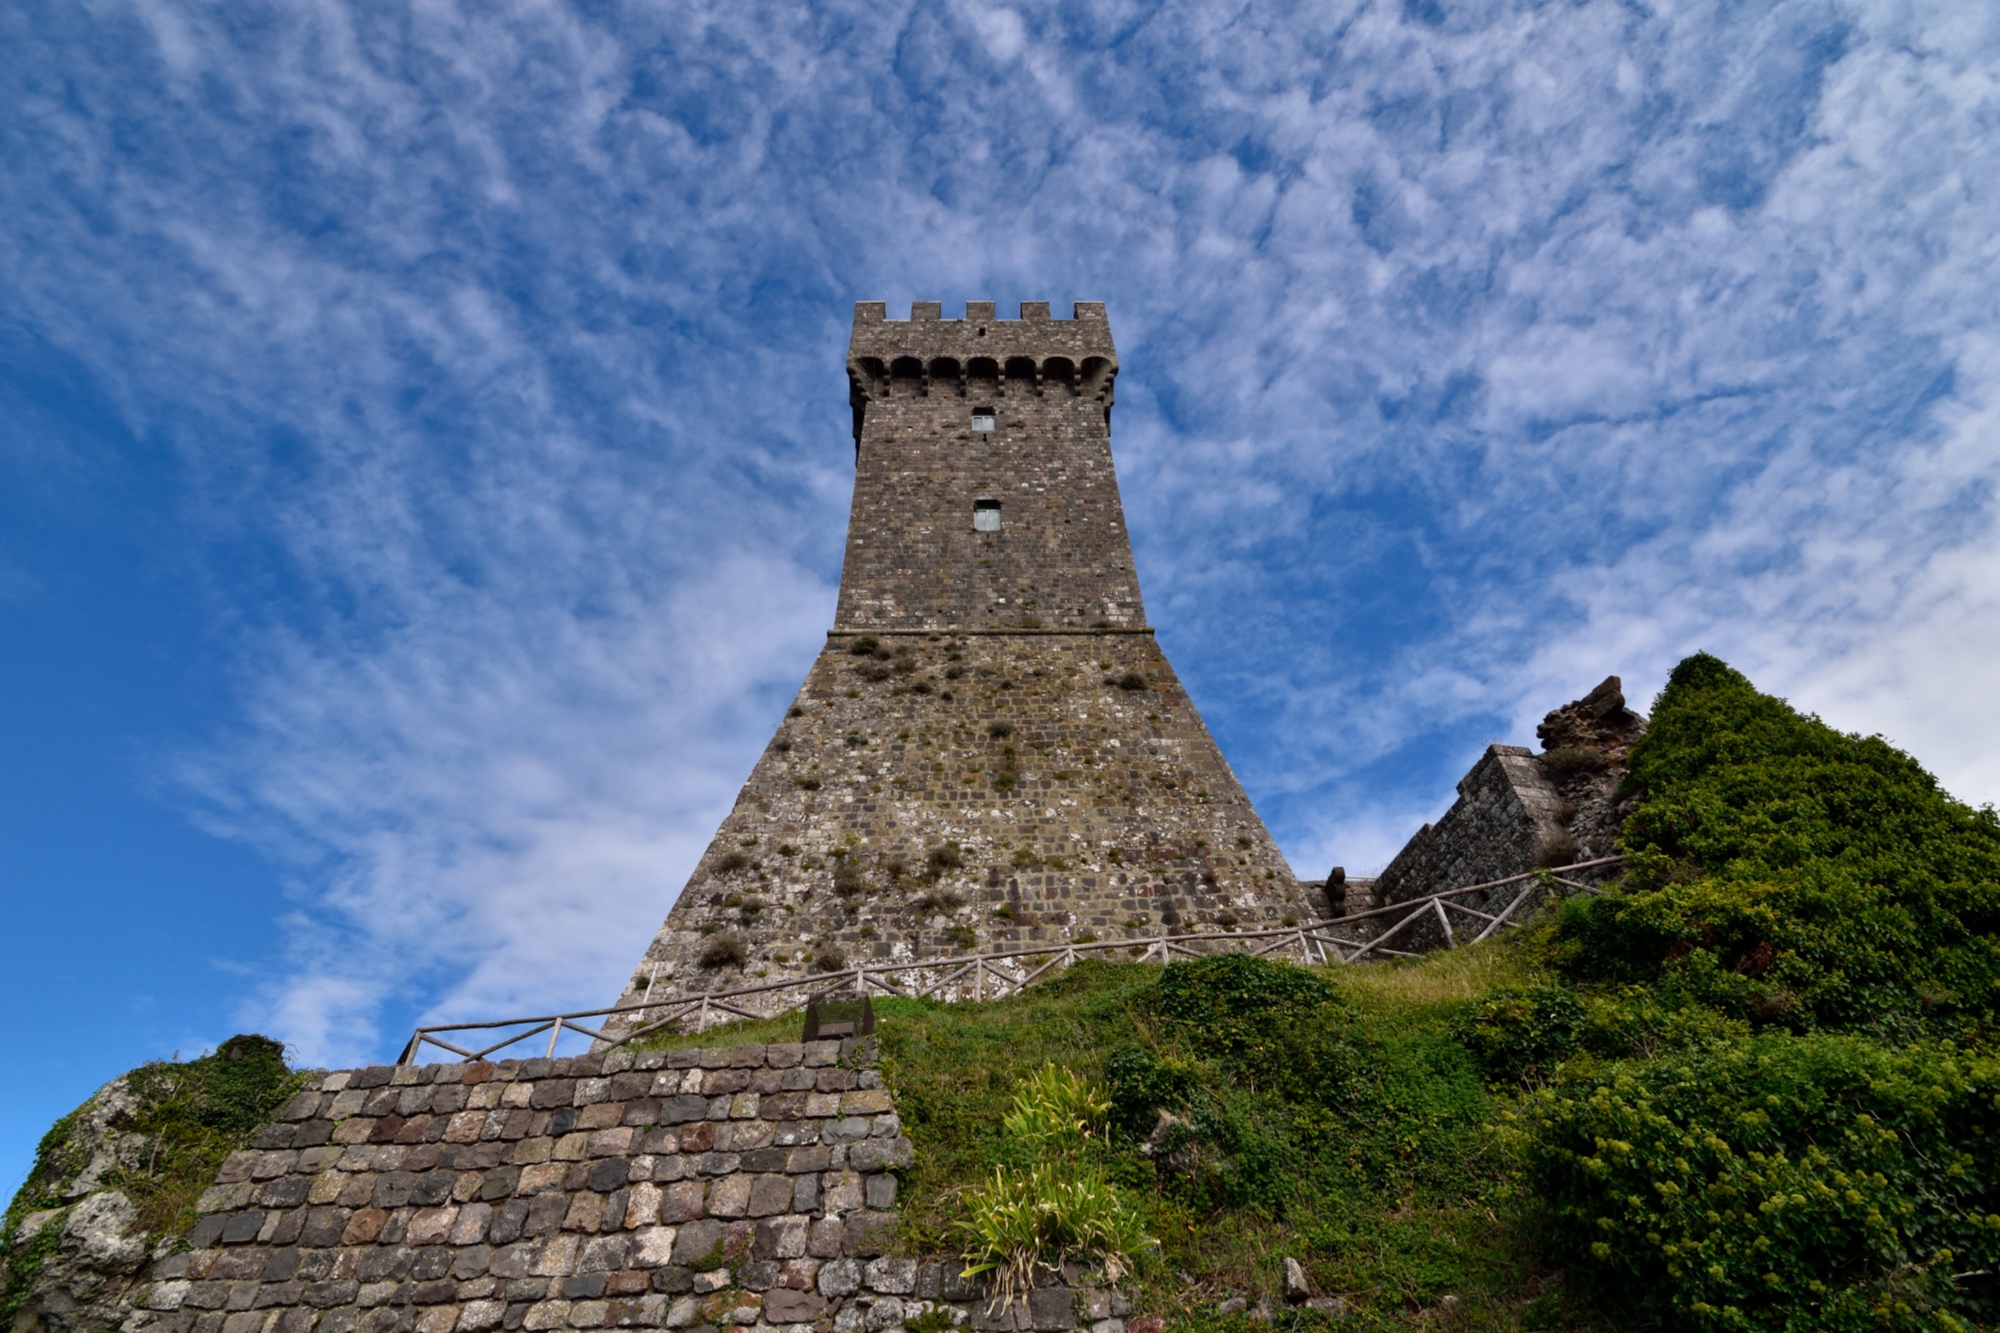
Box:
[125,1042,1120,1333]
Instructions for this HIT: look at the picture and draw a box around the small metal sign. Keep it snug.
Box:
[803,986,875,1041]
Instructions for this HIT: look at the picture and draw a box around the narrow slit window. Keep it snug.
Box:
[973,500,1002,532]
[971,409,996,432]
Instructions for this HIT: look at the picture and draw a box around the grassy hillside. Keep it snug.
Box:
[663,655,2000,1332]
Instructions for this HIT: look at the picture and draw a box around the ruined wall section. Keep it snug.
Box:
[615,631,1318,1013]
[839,302,1138,632]
[1360,677,1649,941]
[1373,746,1572,911]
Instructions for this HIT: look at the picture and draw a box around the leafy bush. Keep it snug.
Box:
[1513,1033,2000,1331]
[1551,653,2000,1032]
[1451,984,1586,1081]
[1149,953,1341,1061]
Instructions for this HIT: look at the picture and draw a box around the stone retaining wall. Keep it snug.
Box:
[123,1041,1113,1333]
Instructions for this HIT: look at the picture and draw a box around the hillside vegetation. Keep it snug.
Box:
[674,654,2000,1332]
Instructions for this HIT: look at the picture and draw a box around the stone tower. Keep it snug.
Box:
[611,301,1316,1016]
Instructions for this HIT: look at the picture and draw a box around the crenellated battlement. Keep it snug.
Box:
[847,300,1117,403]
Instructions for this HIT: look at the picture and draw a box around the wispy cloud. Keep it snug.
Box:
[4,0,1996,1063]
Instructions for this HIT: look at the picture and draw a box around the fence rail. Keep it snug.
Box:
[397,855,1623,1065]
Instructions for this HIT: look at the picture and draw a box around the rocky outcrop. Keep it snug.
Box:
[1533,675,1646,862]
[3,1073,162,1333]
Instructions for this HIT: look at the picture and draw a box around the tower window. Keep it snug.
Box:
[971,409,996,432]
[973,500,1002,532]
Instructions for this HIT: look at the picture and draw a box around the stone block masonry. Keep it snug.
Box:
[125,1041,1113,1333]
[610,303,1318,1016]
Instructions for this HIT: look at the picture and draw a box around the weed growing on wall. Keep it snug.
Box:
[957,1063,1152,1303]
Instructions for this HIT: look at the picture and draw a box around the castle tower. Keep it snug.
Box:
[611,301,1316,1016]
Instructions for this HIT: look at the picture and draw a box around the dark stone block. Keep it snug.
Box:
[482,1167,521,1202]
[252,1124,298,1151]
[411,1280,457,1305]
[529,1080,576,1110]
[589,1159,630,1192]
[252,1281,303,1309]
[262,1249,302,1282]
[762,1290,824,1323]
[221,1213,266,1245]
[671,1220,724,1266]
[269,1208,307,1246]
[737,1261,778,1293]
[549,1108,578,1137]
[352,1067,395,1090]
[261,1177,311,1208]
[1028,1289,1074,1331]
[524,1193,567,1236]
[662,1096,709,1125]
[740,1149,786,1173]
[564,1275,608,1300]
[490,1199,529,1245]
[304,1281,361,1308]
[841,1211,894,1256]
[359,1247,414,1283]
[293,1121,334,1148]
[411,1247,454,1281]
[373,1173,418,1208]
[188,1217,228,1249]
[413,1171,455,1206]
[651,1268,693,1295]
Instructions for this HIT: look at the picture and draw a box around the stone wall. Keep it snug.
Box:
[613,630,1319,1020]
[122,1041,1114,1333]
[1362,677,1648,945]
[1373,745,1571,915]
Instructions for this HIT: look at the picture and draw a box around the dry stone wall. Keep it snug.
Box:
[124,1041,1112,1333]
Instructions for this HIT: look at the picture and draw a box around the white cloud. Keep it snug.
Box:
[6,0,1999,1052]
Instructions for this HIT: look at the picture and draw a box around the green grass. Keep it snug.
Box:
[637,946,1610,1331]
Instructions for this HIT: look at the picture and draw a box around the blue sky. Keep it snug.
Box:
[5,0,1999,1189]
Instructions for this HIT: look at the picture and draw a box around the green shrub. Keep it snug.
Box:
[1551,653,2000,1032]
[1149,952,1341,1061]
[1513,1033,2000,1331]
[1451,984,1586,1081]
